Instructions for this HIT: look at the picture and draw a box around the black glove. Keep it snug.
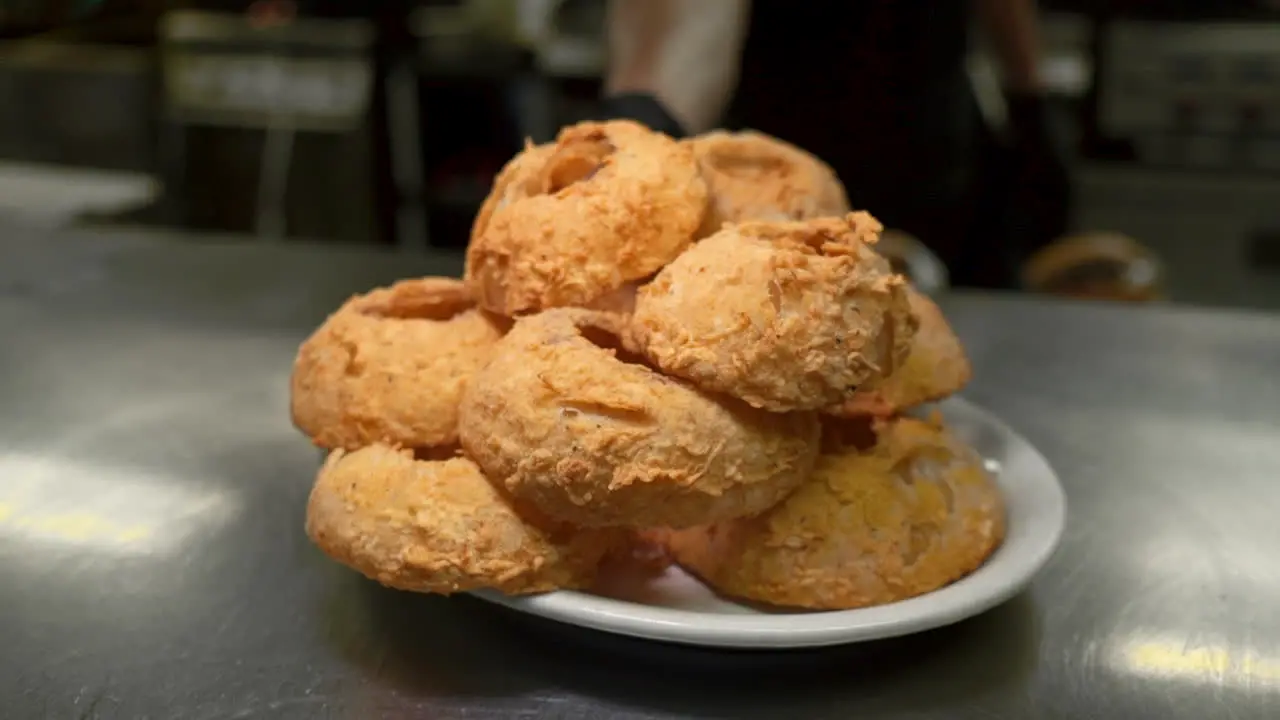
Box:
[595,93,688,139]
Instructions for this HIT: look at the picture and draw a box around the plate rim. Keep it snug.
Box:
[471,397,1067,649]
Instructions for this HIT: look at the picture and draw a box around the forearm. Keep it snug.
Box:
[605,0,750,133]
[976,0,1043,93]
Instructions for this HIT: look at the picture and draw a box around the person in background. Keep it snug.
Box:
[597,0,1072,290]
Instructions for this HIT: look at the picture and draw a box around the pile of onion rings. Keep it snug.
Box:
[289,120,1000,610]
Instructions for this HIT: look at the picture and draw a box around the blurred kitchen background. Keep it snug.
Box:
[1,0,1279,308]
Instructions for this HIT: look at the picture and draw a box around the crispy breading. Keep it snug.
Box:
[687,130,850,237]
[290,277,505,450]
[664,417,1005,610]
[466,120,707,315]
[458,309,821,529]
[631,213,918,412]
[306,444,623,595]
[828,287,972,417]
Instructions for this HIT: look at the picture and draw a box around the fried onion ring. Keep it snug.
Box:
[457,309,821,529]
[631,213,917,412]
[827,287,972,417]
[688,130,850,237]
[664,416,1005,610]
[290,277,505,450]
[466,120,707,315]
[306,444,621,595]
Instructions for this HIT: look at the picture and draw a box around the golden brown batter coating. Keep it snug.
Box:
[306,444,622,595]
[828,287,972,417]
[290,277,505,450]
[631,213,917,412]
[457,309,821,529]
[688,130,850,237]
[466,120,707,315]
[665,417,1005,610]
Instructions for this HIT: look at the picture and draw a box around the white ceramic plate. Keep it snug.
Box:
[471,397,1066,649]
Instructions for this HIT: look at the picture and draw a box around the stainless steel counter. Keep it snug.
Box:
[4,223,1280,719]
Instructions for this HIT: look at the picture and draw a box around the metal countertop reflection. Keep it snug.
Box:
[3,222,1280,719]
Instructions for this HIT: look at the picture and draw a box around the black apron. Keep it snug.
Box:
[728,1,991,281]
